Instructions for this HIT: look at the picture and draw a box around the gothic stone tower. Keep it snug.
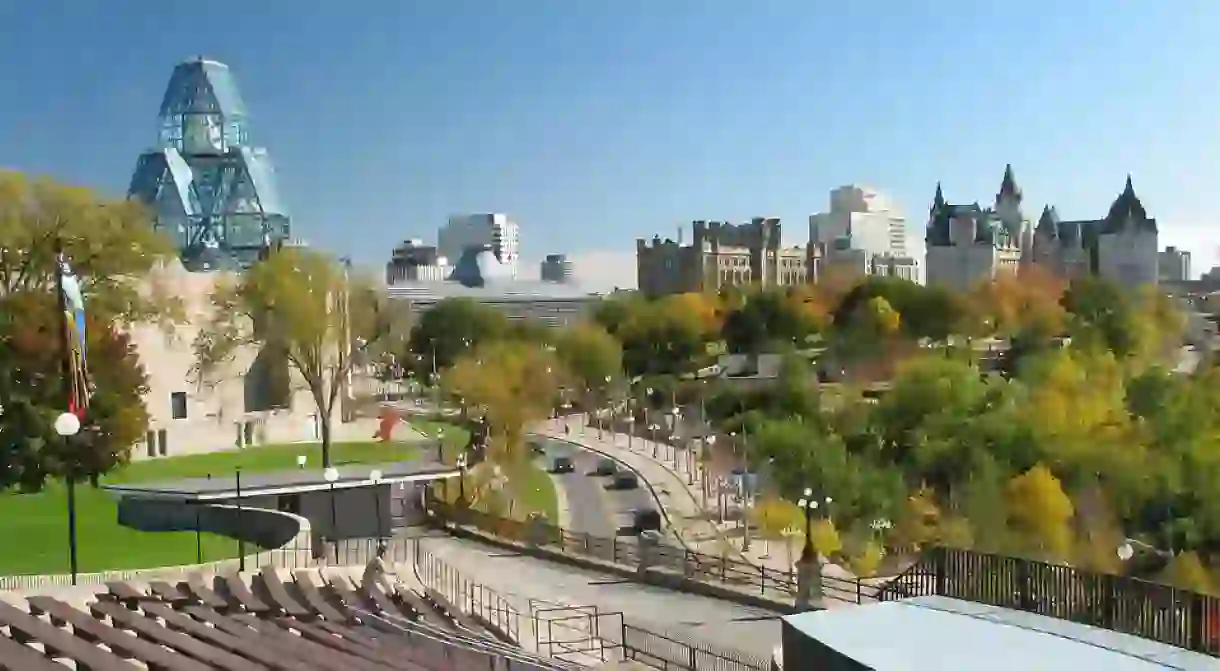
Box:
[127,58,291,271]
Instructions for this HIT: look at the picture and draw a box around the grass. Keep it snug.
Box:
[409,418,558,522]
[0,440,418,576]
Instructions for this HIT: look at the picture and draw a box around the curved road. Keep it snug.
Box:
[417,533,781,658]
[535,436,651,538]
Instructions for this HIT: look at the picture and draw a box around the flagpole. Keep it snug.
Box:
[52,235,80,586]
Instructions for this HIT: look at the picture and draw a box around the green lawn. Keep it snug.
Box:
[0,441,418,577]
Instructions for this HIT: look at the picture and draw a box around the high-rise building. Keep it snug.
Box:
[1159,246,1192,282]
[439,214,520,279]
[385,239,451,284]
[540,254,575,283]
[127,58,291,271]
[808,185,918,282]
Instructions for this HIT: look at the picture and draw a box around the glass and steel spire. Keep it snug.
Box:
[127,58,291,271]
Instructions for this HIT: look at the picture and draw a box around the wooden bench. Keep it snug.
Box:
[147,581,190,608]
[423,587,485,632]
[0,631,66,671]
[28,596,212,671]
[220,573,271,614]
[255,566,312,618]
[232,613,400,671]
[103,581,145,609]
[83,598,261,671]
[291,570,350,621]
[0,599,134,671]
[178,607,319,668]
[183,574,228,610]
[141,601,305,671]
[322,573,378,615]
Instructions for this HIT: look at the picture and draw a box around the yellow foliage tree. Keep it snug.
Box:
[969,265,1067,338]
[808,518,843,557]
[752,497,804,548]
[848,540,886,578]
[663,292,723,338]
[893,489,941,550]
[1006,463,1075,560]
[444,340,563,462]
[1159,551,1215,594]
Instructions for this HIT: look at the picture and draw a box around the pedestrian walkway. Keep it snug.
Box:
[534,416,862,584]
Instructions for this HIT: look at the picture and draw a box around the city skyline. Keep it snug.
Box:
[2,2,1218,290]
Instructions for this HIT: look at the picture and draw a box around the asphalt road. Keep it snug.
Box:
[533,437,652,538]
[416,533,781,659]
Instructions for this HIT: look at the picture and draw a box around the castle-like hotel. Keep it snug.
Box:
[926,165,1158,290]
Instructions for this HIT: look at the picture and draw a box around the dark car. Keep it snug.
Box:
[591,458,617,476]
[632,508,662,533]
[551,456,575,473]
[611,472,639,490]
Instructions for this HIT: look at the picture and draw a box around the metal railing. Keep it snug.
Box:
[881,546,1220,657]
[428,500,876,605]
[413,539,769,671]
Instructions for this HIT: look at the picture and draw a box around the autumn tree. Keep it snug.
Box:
[969,265,1067,340]
[405,298,509,376]
[192,246,405,467]
[553,322,623,404]
[721,286,826,354]
[618,293,719,377]
[0,170,181,324]
[1006,463,1075,561]
[0,291,150,490]
[443,341,562,462]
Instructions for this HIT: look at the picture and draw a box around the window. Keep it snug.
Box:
[170,392,188,420]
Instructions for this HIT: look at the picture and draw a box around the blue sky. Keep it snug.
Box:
[2,1,1217,289]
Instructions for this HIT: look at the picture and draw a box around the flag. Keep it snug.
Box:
[56,250,92,419]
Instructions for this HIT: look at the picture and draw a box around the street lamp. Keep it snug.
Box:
[324,467,340,562]
[296,455,307,470]
[649,424,660,457]
[436,429,446,462]
[54,412,81,586]
[456,453,469,503]
[370,469,386,557]
[797,489,819,563]
[701,435,717,505]
[1117,542,1134,562]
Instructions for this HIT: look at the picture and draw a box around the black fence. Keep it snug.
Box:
[882,546,1220,657]
[428,500,877,605]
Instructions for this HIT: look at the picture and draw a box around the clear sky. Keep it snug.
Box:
[2,1,1217,289]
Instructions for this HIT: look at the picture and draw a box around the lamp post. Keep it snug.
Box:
[797,489,819,564]
[670,407,682,465]
[324,467,339,562]
[456,453,469,504]
[649,424,660,457]
[370,469,386,557]
[235,466,245,571]
[296,455,307,470]
[436,429,446,462]
[702,435,716,506]
[53,412,81,586]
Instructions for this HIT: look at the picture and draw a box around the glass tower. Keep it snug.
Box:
[127,58,291,271]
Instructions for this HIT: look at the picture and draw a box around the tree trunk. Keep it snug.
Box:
[320,413,333,467]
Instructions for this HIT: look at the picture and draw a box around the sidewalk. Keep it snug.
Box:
[534,416,862,584]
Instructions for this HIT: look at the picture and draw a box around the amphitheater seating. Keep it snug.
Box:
[0,561,582,671]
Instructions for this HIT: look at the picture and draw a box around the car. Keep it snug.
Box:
[631,508,662,533]
[591,458,617,476]
[611,472,639,490]
[551,456,575,473]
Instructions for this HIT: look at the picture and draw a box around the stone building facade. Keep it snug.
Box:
[926,166,1158,292]
[636,218,813,297]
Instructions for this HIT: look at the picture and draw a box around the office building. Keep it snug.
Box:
[439,214,520,279]
[1159,246,1192,282]
[809,186,919,283]
[540,254,575,283]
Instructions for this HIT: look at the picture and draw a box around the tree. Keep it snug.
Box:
[444,341,562,462]
[0,170,181,325]
[1006,463,1075,560]
[192,246,403,467]
[553,323,623,401]
[721,287,825,354]
[0,291,150,490]
[618,295,717,377]
[405,298,509,377]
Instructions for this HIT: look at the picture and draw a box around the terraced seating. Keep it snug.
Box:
[0,560,574,671]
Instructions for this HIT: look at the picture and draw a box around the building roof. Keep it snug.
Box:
[783,595,1213,670]
[386,278,599,302]
[102,460,458,501]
